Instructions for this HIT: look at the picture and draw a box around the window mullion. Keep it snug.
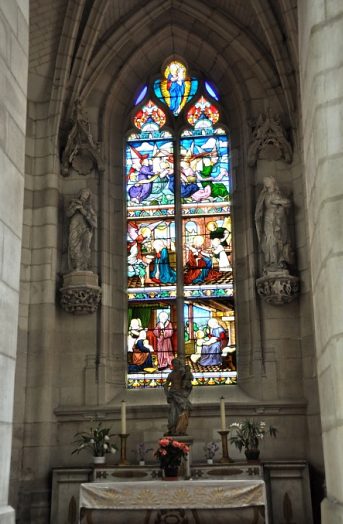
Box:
[174,134,185,363]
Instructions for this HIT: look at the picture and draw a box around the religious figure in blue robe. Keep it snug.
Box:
[199,319,227,367]
[128,330,154,372]
[149,240,176,285]
[167,63,185,115]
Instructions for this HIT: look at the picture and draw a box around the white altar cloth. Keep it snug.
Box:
[80,479,267,515]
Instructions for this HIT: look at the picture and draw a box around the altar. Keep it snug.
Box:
[79,478,268,523]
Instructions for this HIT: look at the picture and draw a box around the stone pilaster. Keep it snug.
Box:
[299,1,343,522]
[0,1,28,522]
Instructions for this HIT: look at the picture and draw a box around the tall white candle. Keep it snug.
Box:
[121,400,127,434]
[220,396,226,431]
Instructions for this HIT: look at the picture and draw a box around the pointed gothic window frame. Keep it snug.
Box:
[125,59,237,389]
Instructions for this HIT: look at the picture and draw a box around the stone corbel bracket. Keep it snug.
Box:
[61,98,104,177]
[248,110,292,167]
[256,272,299,305]
[60,271,102,314]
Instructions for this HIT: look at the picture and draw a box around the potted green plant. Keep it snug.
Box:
[72,421,117,464]
[229,419,277,461]
[154,437,189,479]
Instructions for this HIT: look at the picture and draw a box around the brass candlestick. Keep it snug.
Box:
[218,430,233,463]
[118,433,129,466]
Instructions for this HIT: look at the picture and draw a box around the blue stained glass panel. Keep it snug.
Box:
[205,81,219,101]
[135,85,148,105]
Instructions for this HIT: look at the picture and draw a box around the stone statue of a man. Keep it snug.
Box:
[255,176,292,273]
[66,188,97,271]
[164,358,193,436]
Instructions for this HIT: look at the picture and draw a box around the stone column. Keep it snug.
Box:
[0,2,28,523]
[299,2,343,522]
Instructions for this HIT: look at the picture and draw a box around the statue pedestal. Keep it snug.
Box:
[256,270,299,305]
[60,271,101,314]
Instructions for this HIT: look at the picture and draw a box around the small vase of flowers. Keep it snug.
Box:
[204,441,219,464]
[134,442,153,466]
[154,437,189,479]
[229,419,277,462]
[72,421,117,464]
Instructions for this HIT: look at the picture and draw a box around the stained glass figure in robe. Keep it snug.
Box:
[180,98,230,212]
[127,219,176,294]
[183,216,232,290]
[153,61,198,116]
[183,299,236,386]
[127,302,178,388]
[127,101,174,216]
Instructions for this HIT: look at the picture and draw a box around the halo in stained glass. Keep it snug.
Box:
[153,61,198,116]
[186,96,220,128]
[133,100,166,131]
[205,81,219,101]
[135,85,148,105]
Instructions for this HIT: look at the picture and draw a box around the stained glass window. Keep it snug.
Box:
[154,61,198,116]
[126,61,236,389]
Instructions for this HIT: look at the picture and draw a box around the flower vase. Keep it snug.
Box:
[244,449,260,463]
[139,460,145,466]
[163,466,179,480]
[207,458,214,465]
[93,456,106,465]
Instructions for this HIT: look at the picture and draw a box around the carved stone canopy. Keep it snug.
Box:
[61,98,104,176]
[60,271,101,314]
[248,111,292,167]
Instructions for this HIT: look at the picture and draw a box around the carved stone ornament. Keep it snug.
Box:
[66,188,97,272]
[255,175,299,305]
[60,271,101,314]
[256,271,299,305]
[248,110,292,167]
[61,98,104,176]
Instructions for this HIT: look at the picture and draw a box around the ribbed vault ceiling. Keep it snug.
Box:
[29,0,299,135]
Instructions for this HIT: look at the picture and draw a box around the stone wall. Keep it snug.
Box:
[299,1,343,522]
[0,1,28,523]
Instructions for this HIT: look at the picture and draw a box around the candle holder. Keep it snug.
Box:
[218,430,233,463]
[118,433,129,466]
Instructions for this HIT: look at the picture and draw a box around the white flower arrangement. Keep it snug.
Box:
[72,421,117,457]
[229,419,277,452]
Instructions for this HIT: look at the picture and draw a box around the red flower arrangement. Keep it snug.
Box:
[154,437,190,469]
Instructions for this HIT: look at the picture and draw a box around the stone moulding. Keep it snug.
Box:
[60,271,101,314]
[248,110,292,167]
[61,98,104,177]
[256,272,299,305]
[53,400,308,422]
